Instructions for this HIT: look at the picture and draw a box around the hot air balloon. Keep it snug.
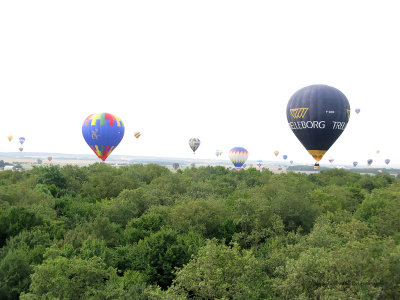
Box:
[282,155,288,160]
[7,135,13,142]
[19,147,23,152]
[229,147,249,168]
[378,170,383,174]
[329,158,334,164]
[290,160,293,164]
[19,137,25,145]
[376,150,380,154]
[256,160,263,168]
[48,156,52,162]
[274,151,279,157]
[355,108,360,114]
[172,163,179,170]
[385,158,390,165]
[134,131,141,139]
[82,113,125,161]
[353,161,358,167]
[367,159,373,166]
[188,138,200,154]
[287,84,350,167]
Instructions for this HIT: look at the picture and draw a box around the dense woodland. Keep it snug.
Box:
[0,164,399,299]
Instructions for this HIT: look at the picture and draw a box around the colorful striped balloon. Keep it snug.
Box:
[82,113,125,161]
[229,147,249,168]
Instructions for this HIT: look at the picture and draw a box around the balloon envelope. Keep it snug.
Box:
[385,158,390,165]
[353,161,358,167]
[172,163,179,170]
[355,108,360,114]
[290,160,293,164]
[48,156,52,162]
[19,147,23,152]
[229,147,249,168]
[134,132,141,139]
[82,113,125,161]
[329,158,334,163]
[19,137,25,145]
[188,138,201,153]
[7,135,13,142]
[367,159,373,166]
[286,84,350,162]
[282,155,288,160]
[274,151,279,157]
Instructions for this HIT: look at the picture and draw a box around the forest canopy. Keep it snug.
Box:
[0,164,399,299]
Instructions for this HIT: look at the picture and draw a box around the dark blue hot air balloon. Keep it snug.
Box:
[286,84,350,164]
[353,161,358,167]
[282,154,288,160]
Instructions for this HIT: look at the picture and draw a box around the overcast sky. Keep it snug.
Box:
[1,1,399,167]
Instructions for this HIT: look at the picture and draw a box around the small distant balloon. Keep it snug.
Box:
[134,132,141,139]
[367,159,373,166]
[48,156,52,162]
[82,113,125,162]
[274,151,279,157]
[229,147,249,168]
[376,150,380,154]
[172,163,179,170]
[19,147,23,152]
[188,138,201,154]
[329,158,334,163]
[256,160,263,168]
[355,108,360,114]
[282,155,288,160]
[385,158,390,165]
[353,161,358,167]
[7,135,13,142]
[290,160,293,164]
[378,170,383,174]
[19,137,25,145]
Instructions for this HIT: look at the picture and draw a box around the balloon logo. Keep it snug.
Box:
[82,113,125,161]
[282,154,288,160]
[188,138,201,154]
[353,161,358,167]
[19,137,25,145]
[7,135,13,142]
[287,84,350,163]
[274,151,279,157]
[229,147,249,168]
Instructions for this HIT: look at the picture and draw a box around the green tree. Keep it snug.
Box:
[170,239,272,299]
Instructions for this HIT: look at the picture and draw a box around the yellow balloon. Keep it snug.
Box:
[7,135,13,141]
